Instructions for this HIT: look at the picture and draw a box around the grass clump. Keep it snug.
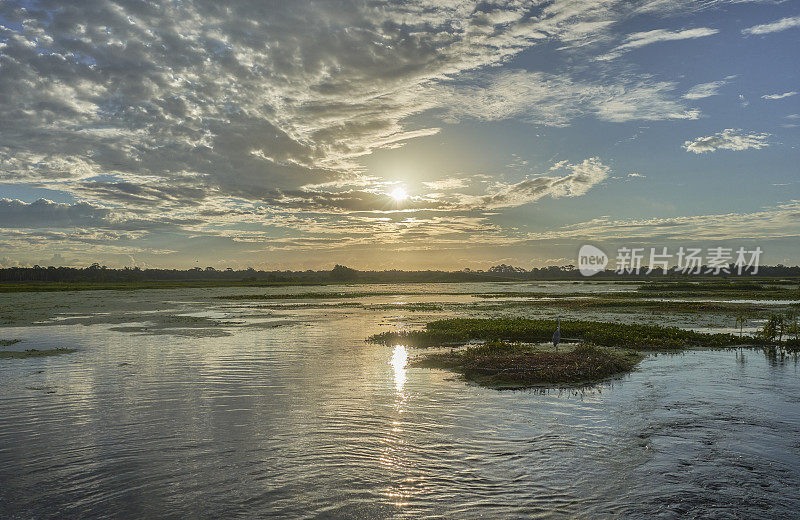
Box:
[0,339,21,347]
[0,348,77,359]
[369,317,755,350]
[413,342,642,389]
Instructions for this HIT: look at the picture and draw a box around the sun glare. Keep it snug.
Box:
[389,186,408,202]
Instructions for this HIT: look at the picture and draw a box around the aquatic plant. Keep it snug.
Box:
[734,313,748,337]
[638,281,767,292]
[369,318,755,350]
[759,314,784,342]
[761,311,800,342]
[412,341,643,389]
[635,281,799,300]
[218,291,461,300]
[0,348,77,359]
[785,311,799,341]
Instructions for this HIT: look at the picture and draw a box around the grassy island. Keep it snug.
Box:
[368,317,758,350]
[368,317,790,389]
[413,342,642,389]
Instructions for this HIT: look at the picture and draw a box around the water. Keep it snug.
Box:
[1,285,799,518]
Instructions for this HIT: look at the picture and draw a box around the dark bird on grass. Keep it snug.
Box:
[553,317,561,352]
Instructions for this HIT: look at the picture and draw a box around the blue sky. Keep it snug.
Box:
[0,0,798,269]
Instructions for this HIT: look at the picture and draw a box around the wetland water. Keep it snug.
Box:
[1,283,799,518]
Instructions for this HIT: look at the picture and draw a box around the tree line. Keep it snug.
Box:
[0,262,798,284]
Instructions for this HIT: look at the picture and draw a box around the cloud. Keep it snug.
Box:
[75,181,208,207]
[206,157,611,214]
[0,0,709,213]
[0,198,112,228]
[598,27,719,60]
[0,0,789,267]
[742,15,800,35]
[441,70,700,126]
[0,198,202,235]
[481,158,610,209]
[0,0,619,202]
[683,79,730,99]
[761,91,797,100]
[261,189,455,213]
[682,129,771,154]
[522,202,800,242]
[422,177,470,190]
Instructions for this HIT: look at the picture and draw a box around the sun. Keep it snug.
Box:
[389,186,408,202]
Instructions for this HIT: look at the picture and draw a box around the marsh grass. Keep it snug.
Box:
[0,339,21,346]
[0,348,77,359]
[217,291,456,300]
[474,298,773,313]
[636,280,800,300]
[413,342,642,389]
[369,317,762,350]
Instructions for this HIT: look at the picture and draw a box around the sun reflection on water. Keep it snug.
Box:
[382,344,420,507]
[390,344,408,394]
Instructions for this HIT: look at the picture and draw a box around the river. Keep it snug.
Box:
[1,284,798,518]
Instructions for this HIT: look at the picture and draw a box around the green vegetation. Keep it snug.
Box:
[636,280,800,300]
[0,348,77,359]
[412,342,643,389]
[369,317,756,350]
[366,303,444,311]
[760,311,800,342]
[218,291,461,300]
[0,339,21,346]
[638,281,766,292]
[474,292,585,299]
[477,281,800,301]
[371,316,800,389]
[474,297,775,313]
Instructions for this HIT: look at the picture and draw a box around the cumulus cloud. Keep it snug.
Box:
[0,0,708,209]
[598,27,719,60]
[761,91,797,100]
[682,129,771,154]
[742,15,800,35]
[0,0,614,200]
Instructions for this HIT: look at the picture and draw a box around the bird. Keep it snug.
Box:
[553,317,561,352]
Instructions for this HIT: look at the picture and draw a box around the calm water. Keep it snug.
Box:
[1,284,799,519]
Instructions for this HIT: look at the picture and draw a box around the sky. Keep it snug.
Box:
[0,0,798,270]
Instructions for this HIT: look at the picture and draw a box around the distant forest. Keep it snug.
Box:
[1,262,799,284]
